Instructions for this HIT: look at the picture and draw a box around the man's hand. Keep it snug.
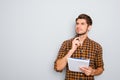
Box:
[80,67,95,76]
[71,37,80,51]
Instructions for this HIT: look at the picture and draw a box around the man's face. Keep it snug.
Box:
[75,19,90,35]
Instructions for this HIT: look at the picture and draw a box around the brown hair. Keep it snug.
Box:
[76,14,92,26]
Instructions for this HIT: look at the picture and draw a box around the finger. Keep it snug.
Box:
[74,37,79,40]
[80,67,85,73]
[75,37,79,41]
[81,67,90,72]
[75,41,79,46]
[81,67,89,70]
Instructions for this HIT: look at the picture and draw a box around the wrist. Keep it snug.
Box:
[70,48,76,52]
[91,69,95,76]
[65,49,75,58]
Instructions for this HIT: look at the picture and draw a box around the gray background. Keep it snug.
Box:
[0,0,120,80]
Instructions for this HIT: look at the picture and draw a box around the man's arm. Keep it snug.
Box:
[91,67,104,76]
[80,43,104,76]
[54,37,80,71]
[55,49,74,71]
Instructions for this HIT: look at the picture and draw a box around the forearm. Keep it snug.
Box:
[55,49,75,71]
[91,67,104,76]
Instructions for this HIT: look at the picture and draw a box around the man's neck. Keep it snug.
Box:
[78,34,87,45]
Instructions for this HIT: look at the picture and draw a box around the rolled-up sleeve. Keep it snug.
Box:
[54,41,67,72]
[94,44,104,70]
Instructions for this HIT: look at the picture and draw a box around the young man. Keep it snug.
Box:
[54,14,104,80]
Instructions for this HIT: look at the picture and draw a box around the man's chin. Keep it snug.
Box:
[77,32,86,36]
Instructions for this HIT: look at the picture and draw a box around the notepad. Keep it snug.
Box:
[67,58,90,72]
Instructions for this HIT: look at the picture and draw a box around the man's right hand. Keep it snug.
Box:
[71,37,80,51]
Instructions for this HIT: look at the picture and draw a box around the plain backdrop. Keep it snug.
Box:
[0,0,120,80]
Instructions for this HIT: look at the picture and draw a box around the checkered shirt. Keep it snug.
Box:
[54,37,104,80]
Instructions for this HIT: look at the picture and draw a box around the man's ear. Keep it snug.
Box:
[88,25,92,31]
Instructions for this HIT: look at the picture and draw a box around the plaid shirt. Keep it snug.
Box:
[54,37,104,80]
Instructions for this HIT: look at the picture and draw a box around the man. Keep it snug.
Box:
[54,14,104,80]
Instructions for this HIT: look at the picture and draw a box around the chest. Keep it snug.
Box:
[70,45,97,61]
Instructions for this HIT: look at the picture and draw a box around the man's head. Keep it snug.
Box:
[75,14,92,36]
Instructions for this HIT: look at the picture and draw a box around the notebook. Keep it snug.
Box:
[67,58,90,72]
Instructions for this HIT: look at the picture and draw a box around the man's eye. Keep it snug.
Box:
[81,23,85,25]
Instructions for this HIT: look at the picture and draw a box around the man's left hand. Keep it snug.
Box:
[80,67,95,76]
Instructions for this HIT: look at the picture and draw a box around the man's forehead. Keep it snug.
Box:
[76,19,87,23]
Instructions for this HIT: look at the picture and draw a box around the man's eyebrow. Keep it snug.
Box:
[76,22,79,24]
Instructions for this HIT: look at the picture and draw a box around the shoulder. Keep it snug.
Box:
[60,38,74,47]
[89,38,102,49]
[62,38,74,44]
[59,38,73,49]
